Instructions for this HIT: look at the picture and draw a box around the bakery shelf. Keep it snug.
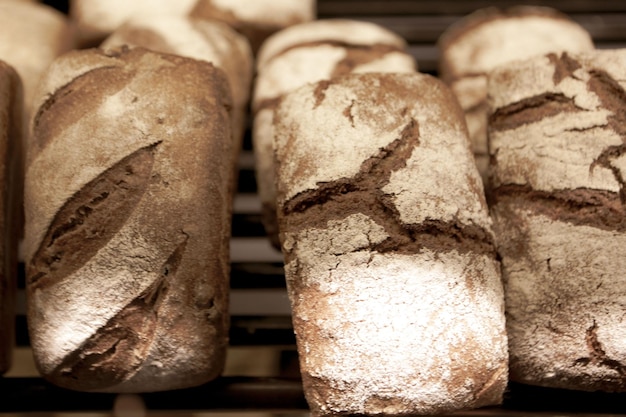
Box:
[6,0,626,415]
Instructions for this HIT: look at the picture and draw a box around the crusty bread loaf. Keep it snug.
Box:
[0,1,73,122]
[71,0,314,52]
[0,60,22,375]
[191,0,316,53]
[253,19,416,247]
[70,0,198,47]
[488,50,626,391]
[274,73,508,415]
[100,15,253,176]
[438,6,594,179]
[24,47,233,392]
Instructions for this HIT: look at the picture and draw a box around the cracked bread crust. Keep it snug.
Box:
[488,50,626,391]
[252,19,416,248]
[437,6,594,180]
[0,61,22,375]
[25,47,233,392]
[274,73,508,416]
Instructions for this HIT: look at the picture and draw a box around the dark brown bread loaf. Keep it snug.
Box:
[274,73,508,416]
[0,60,22,375]
[24,47,233,392]
[488,50,626,391]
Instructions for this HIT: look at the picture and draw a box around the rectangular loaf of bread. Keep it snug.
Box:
[24,47,234,393]
[488,50,626,392]
[273,72,508,416]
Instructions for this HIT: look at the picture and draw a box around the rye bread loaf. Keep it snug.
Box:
[488,50,626,392]
[0,1,73,123]
[253,19,416,247]
[274,73,508,416]
[101,15,253,171]
[0,61,22,375]
[24,47,233,392]
[438,6,594,179]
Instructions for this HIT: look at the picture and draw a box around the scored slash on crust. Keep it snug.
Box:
[28,142,161,290]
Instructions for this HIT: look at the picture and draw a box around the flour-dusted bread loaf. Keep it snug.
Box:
[101,15,253,167]
[253,19,416,247]
[0,61,22,375]
[0,1,73,123]
[274,73,508,416]
[191,0,316,53]
[438,6,594,179]
[24,47,233,392]
[488,50,626,392]
[71,0,314,51]
[70,0,199,47]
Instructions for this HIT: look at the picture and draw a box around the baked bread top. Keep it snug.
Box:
[438,6,594,84]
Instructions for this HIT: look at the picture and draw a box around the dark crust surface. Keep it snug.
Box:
[0,61,22,375]
[278,74,496,259]
[27,47,234,392]
[49,236,187,390]
[27,143,159,290]
[489,92,582,132]
[491,185,626,232]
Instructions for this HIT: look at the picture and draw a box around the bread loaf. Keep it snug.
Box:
[274,73,508,415]
[488,50,626,392]
[253,19,416,247]
[191,0,316,53]
[71,0,314,51]
[0,60,22,375]
[0,1,73,122]
[438,6,594,179]
[25,47,233,392]
[69,0,198,47]
[101,15,253,174]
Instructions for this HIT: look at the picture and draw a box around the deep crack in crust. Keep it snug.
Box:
[491,185,626,232]
[490,51,626,391]
[490,52,626,224]
[49,235,188,391]
[28,143,159,290]
[25,47,234,392]
[276,73,507,414]
[489,93,581,132]
[281,117,496,258]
